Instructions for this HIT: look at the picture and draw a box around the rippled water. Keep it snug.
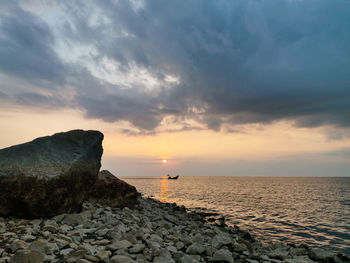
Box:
[122,176,350,254]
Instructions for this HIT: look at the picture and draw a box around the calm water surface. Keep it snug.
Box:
[122,176,350,254]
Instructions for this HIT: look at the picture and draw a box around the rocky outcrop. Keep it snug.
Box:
[89,170,139,207]
[0,130,103,218]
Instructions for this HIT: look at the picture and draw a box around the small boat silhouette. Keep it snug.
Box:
[167,174,179,180]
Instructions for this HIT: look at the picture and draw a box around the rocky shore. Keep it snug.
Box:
[1,130,349,263]
[1,197,349,263]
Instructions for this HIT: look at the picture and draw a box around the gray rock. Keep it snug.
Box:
[212,233,232,249]
[54,238,70,248]
[59,224,72,233]
[10,240,27,252]
[309,248,333,262]
[153,256,176,263]
[166,245,177,253]
[283,256,314,263]
[0,130,103,218]
[95,228,109,236]
[179,255,199,263]
[96,250,111,261]
[83,255,100,263]
[212,249,234,263]
[10,249,45,263]
[176,241,185,250]
[42,224,58,233]
[150,234,163,243]
[233,241,247,252]
[268,248,289,260]
[28,239,51,254]
[77,260,92,263]
[129,244,145,254]
[107,240,133,250]
[22,234,36,242]
[67,249,88,263]
[60,248,74,256]
[62,213,85,226]
[192,233,204,243]
[186,243,205,255]
[110,255,137,263]
[89,170,139,208]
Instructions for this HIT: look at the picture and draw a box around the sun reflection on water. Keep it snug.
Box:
[160,177,169,202]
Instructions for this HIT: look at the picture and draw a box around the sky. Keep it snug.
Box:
[0,0,349,177]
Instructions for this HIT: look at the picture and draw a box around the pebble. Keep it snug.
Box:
[10,249,45,263]
[212,248,234,263]
[0,197,346,263]
[129,243,145,253]
[110,255,137,263]
[186,243,205,255]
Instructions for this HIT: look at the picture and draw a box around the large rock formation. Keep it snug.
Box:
[0,130,103,218]
[89,170,139,207]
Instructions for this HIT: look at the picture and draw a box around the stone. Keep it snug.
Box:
[89,170,139,208]
[55,238,70,248]
[96,250,111,261]
[233,241,247,252]
[284,256,314,263]
[179,254,197,263]
[212,249,234,263]
[63,213,85,226]
[95,228,109,236]
[176,241,185,250]
[60,248,74,256]
[212,233,232,249]
[42,224,58,233]
[129,244,145,253]
[309,248,333,262]
[96,239,110,245]
[0,130,103,218]
[77,260,92,263]
[10,239,28,252]
[10,249,45,263]
[67,249,88,263]
[28,239,50,254]
[153,256,176,263]
[107,240,133,250]
[166,245,177,253]
[186,243,205,255]
[22,234,36,242]
[83,255,100,263]
[192,233,204,243]
[268,248,289,260]
[51,214,65,223]
[110,255,137,263]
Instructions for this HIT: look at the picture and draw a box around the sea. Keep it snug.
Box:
[122,176,350,255]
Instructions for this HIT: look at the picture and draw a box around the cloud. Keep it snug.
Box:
[322,147,350,158]
[0,0,349,132]
[0,2,65,83]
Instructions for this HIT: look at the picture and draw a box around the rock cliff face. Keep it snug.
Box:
[0,130,103,218]
[89,170,139,207]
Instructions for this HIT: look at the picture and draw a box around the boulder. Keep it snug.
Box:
[0,130,103,218]
[88,170,138,207]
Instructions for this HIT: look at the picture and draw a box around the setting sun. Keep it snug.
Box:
[162,159,167,164]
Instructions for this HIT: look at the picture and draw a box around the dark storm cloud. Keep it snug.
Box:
[14,92,66,108]
[0,0,349,131]
[0,3,65,84]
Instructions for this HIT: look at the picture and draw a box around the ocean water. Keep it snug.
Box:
[122,176,350,254]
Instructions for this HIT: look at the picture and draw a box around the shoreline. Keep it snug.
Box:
[1,197,349,263]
